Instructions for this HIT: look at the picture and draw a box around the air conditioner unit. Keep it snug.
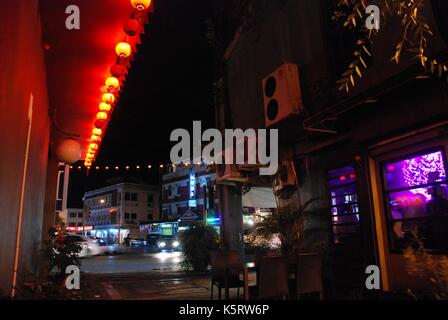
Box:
[216,164,249,185]
[262,63,303,127]
[273,160,297,194]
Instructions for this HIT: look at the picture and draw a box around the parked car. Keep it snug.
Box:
[157,235,181,252]
[129,237,147,247]
[64,235,116,257]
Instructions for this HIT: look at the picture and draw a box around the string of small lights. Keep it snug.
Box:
[71,162,209,171]
[84,0,154,169]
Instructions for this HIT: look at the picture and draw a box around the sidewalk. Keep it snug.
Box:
[82,271,242,300]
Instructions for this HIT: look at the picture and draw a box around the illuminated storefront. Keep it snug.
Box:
[88,227,130,244]
[381,149,448,251]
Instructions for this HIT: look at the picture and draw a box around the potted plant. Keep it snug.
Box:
[179,223,220,272]
[248,198,326,257]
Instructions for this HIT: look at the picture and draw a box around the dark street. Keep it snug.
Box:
[2,0,448,311]
[81,251,183,274]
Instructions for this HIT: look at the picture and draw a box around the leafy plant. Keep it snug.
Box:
[333,0,447,92]
[248,198,323,257]
[403,231,448,299]
[179,224,220,272]
[44,228,82,282]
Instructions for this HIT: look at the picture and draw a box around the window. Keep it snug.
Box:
[131,193,138,201]
[78,212,83,218]
[125,192,130,201]
[78,222,83,227]
[327,166,361,244]
[131,213,137,220]
[382,149,448,250]
[147,214,153,221]
[124,213,130,219]
[147,194,154,203]
[69,222,76,227]
[69,212,77,218]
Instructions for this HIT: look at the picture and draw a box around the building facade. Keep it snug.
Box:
[83,183,160,243]
[213,0,448,298]
[162,164,219,224]
[63,208,86,234]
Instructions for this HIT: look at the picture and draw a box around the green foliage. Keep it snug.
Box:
[248,198,325,257]
[179,224,220,272]
[404,231,448,300]
[333,0,447,92]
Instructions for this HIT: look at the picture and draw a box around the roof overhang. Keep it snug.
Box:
[39,0,152,166]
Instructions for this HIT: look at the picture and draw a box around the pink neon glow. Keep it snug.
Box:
[401,151,446,201]
[402,151,446,187]
[387,164,395,172]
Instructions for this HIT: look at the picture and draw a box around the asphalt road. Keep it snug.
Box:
[81,251,184,273]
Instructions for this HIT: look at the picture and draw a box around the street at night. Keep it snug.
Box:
[2,0,448,317]
[81,251,183,274]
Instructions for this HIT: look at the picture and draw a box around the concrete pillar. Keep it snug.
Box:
[219,185,245,260]
[41,158,59,243]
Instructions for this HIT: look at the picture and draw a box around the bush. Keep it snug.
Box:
[44,228,82,281]
[404,231,448,300]
[179,224,219,272]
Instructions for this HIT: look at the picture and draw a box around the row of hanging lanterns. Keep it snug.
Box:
[84,0,153,169]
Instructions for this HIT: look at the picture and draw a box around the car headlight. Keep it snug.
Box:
[158,241,166,248]
[172,241,179,247]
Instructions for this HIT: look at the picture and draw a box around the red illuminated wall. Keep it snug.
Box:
[0,1,51,297]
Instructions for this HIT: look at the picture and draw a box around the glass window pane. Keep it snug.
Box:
[327,166,357,188]
[329,184,358,205]
[328,165,361,245]
[331,203,359,216]
[387,184,448,220]
[332,214,360,225]
[383,150,446,191]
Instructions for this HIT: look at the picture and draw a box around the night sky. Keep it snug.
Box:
[68,0,216,207]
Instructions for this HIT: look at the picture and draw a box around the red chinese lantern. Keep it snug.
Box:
[105,77,119,90]
[111,64,125,78]
[124,19,140,36]
[131,0,151,10]
[86,152,94,160]
[89,143,98,151]
[97,111,108,120]
[92,128,102,136]
[91,135,101,142]
[102,93,115,104]
[95,119,105,129]
[115,42,131,58]
[99,102,111,112]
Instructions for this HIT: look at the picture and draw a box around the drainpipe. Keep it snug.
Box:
[11,94,33,298]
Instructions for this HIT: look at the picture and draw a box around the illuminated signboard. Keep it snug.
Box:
[66,226,93,232]
[189,170,196,207]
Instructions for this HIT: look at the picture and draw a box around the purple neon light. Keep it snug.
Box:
[402,151,446,187]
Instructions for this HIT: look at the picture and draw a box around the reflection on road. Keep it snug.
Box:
[81,251,184,274]
[154,251,182,263]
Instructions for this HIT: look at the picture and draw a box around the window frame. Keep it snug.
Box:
[326,164,362,245]
[379,146,448,253]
